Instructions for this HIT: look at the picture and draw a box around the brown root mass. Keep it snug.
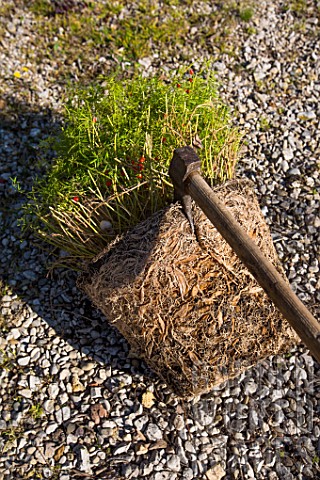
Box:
[78,179,298,398]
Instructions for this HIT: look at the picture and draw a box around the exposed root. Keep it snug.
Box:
[78,179,298,398]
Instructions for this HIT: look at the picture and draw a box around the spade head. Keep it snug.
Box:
[169,147,201,232]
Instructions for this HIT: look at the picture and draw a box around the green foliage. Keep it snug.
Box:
[29,404,44,420]
[282,0,307,13]
[239,7,254,22]
[28,0,52,16]
[0,279,8,296]
[259,116,271,131]
[0,347,16,370]
[0,315,8,334]
[24,0,192,66]
[1,426,23,443]
[246,26,257,35]
[24,69,241,267]
[18,0,254,84]
[102,2,188,61]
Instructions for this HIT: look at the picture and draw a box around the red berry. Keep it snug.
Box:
[177,83,181,88]
[106,180,112,187]
[189,78,193,83]
[139,156,145,163]
[92,117,97,123]
[186,89,190,94]
[189,69,194,75]
[162,137,166,143]
[72,196,79,202]
[137,173,143,179]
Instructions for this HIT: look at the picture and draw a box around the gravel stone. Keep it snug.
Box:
[62,406,71,421]
[19,389,32,399]
[182,468,194,480]
[77,446,92,474]
[185,441,196,454]
[48,384,59,398]
[166,454,181,472]
[145,423,163,441]
[17,356,30,366]
[153,473,171,480]
[81,361,96,371]
[283,148,294,161]
[43,400,55,414]
[0,1,319,479]
[113,443,131,455]
[177,446,188,465]
[46,423,58,435]
[134,415,149,431]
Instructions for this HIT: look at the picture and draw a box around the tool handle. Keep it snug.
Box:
[187,171,320,363]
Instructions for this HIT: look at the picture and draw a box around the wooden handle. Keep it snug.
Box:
[186,171,320,363]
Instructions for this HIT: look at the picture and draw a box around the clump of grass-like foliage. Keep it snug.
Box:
[25,68,241,268]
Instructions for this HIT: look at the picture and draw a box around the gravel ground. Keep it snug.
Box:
[0,1,319,479]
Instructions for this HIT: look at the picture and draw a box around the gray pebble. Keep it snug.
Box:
[298,111,316,121]
[283,148,293,161]
[281,160,290,172]
[17,356,30,366]
[134,415,149,431]
[19,389,32,398]
[43,400,55,414]
[81,361,96,371]
[185,441,196,454]
[48,384,59,398]
[145,423,163,442]
[77,446,92,474]
[154,472,171,480]
[166,454,181,472]
[62,406,71,421]
[182,468,194,480]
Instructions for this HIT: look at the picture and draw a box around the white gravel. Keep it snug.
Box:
[0,1,319,480]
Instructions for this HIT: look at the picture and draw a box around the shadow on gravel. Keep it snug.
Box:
[0,96,159,387]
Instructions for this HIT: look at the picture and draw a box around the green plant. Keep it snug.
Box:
[29,404,44,420]
[11,177,24,194]
[259,116,271,131]
[246,26,256,35]
[105,446,112,456]
[0,315,8,334]
[239,7,254,22]
[0,348,16,370]
[0,279,8,296]
[13,0,255,87]
[24,68,241,268]
[283,0,307,13]
[28,0,53,16]
[1,426,24,452]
